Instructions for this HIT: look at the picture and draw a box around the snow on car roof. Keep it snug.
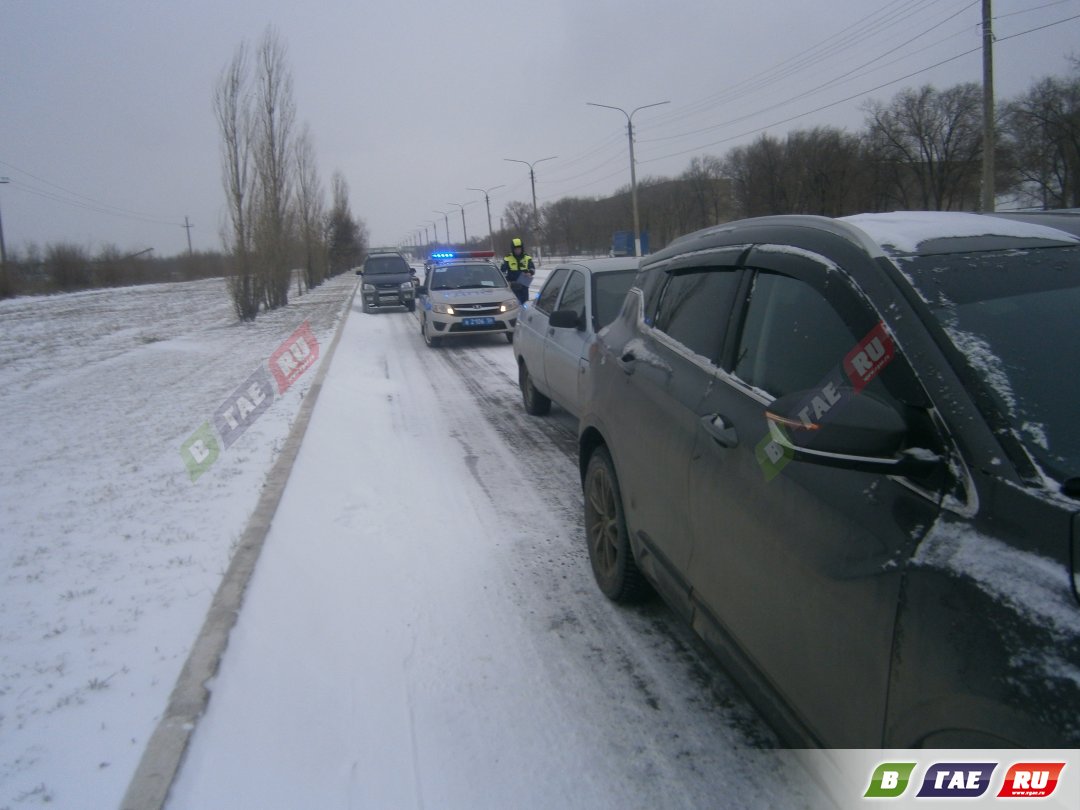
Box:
[840,211,1080,255]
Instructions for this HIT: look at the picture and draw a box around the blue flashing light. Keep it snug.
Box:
[430,251,456,260]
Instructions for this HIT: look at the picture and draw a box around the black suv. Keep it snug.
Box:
[358,251,417,312]
[578,211,1080,747]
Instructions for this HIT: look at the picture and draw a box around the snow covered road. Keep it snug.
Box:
[166,299,828,809]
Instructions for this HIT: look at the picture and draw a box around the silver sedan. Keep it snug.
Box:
[513,257,639,418]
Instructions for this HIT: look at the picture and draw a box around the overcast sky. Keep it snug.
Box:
[2,0,1078,257]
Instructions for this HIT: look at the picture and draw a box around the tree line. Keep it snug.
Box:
[0,27,368,306]
[491,62,1079,258]
[214,26,367,320]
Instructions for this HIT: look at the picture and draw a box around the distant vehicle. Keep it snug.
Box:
[416,251,519,347]
[579,210,1080,747]
[610,230,649,257]
[358,251,417,312]
[513,257,638,417]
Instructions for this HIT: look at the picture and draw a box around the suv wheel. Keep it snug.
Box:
[584,446,650,603]
[422,317,441,347]
[519,362,551,415]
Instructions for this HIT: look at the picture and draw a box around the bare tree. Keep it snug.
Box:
[294,124,326,290]
[326,171,363,274]
[1001,68,1080,208]
[863,83,983,211]
[251,26,297,311]
[502,201,534,237]
[214,42,259,320]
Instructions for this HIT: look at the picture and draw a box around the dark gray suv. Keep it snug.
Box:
[358,251,417,312]
[578,211,1080,748]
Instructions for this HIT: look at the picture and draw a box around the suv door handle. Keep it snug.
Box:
[700,413,738,448]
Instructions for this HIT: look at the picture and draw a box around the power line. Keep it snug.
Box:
[0,159,182,228]
[638,11,1080,168]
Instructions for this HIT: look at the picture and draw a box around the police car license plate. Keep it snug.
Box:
[462,317,495,327]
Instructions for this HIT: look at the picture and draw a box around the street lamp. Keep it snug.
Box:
[433,210,450,246]
[447,201,469,245]
[425,220,438,247]
[504,156,557,264]
[586,100,670,257]
[467,184,505,253]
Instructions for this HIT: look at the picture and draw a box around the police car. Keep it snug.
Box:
[416,251,519,347]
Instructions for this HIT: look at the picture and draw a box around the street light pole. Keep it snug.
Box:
[467,184,505,253]
[504,156,557,264]
[448,202,469,245]
[587,100,670,257]
[433,210,450,246]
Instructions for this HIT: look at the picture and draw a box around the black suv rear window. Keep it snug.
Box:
[365,256,409,274]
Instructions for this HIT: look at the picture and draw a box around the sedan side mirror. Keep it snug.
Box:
[764,388,942,476]
[549,308,584,330]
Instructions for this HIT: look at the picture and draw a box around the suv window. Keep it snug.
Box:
[535,268,570,314]
[653,269,740,363]
[558,270,586,322]
[365,255,409,274]
[734,272,858,397]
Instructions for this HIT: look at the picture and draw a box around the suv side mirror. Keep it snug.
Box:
[764,389,942,476]
[549,308,583,330]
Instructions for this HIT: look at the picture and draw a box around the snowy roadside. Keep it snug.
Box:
[0,273,356,809]
[164,300,829,809]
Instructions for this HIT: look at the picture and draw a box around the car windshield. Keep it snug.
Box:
[592,270,637,328]
[430,263,506,291]
[365,256,409,274]
[901,245,1080,485]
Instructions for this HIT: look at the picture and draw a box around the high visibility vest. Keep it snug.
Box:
[503,254,534,274]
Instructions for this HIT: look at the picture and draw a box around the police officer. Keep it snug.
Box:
[500,237,535,304]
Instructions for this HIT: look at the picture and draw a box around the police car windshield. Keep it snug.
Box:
[430,263,507,291]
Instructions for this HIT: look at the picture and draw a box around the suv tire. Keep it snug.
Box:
[519,362,551,415]
[584,446,650,603]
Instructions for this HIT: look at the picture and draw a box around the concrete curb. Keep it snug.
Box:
[120,280,359,810]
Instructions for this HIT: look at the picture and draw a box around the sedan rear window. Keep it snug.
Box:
[592,270,637,329]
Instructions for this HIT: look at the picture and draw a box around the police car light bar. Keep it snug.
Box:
[428,250,496,260]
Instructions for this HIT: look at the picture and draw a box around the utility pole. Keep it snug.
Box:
[504,156,557,264]
[448,202,469,245]
[0,177,9,268]
[182,216,194,256]
[467,185,505,252]
[587,100,670,257]
[980,0,995,212]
